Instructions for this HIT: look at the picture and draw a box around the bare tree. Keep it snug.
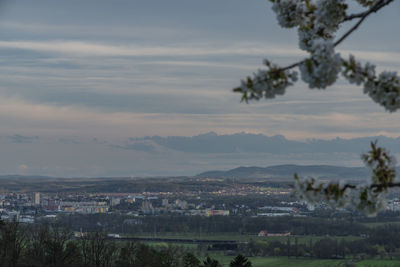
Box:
[0,219,27,267]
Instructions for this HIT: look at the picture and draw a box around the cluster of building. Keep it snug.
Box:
[0,189,315,223]
[0,192,113,222]
[257,205,300,217]
[258,230,291,237]
[387,199,400,211]
[4,188,399,223]
[140,198,230,216]
[0,192,234,222]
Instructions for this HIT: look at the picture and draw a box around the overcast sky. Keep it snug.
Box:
[0,0,399,176]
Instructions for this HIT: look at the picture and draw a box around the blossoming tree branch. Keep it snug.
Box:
[234,0,399,215]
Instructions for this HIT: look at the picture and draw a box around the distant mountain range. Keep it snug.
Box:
[128,132,400,154]
[196,164,400,180]
[1,164,399,181]
[1,132,399,177]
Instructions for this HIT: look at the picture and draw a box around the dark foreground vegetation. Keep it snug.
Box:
[0,219,254,267]
[3,218,400,266]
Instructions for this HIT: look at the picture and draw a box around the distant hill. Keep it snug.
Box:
[196,164,400,180]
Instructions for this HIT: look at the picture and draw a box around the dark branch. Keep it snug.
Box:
[274,0,394,74]
[342,184,356,190]
[334,0,393,47]
[343,0,394,22]
[341,182,400,190]
[370,182,400,190]
[308,182,400,195]
[279,60,305,72]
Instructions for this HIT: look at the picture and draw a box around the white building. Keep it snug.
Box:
[34,192,41,205]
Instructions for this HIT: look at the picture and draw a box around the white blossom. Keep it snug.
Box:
[342,55,376,85]
[364,71,400,112]
[315,0,347,34]
[350,186,387,216]
[271,0,306,28]
[237,68,298,100]
[294,176,388,215]
[298,27,320,52]
[299,39,342,89]
[296,0,347,51]
[342,55,400,111]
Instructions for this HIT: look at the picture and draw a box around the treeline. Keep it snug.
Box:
[0,176,293,194]
[0,220,253,267]
[0,177,237,194]
[241,225,400,260]
[55,214,369,236]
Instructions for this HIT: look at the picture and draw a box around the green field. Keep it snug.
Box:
[135,233,400,266]
[361,221,400,228]
[208,256,400,267]
[214,256,343,267]
[357,259,400,267]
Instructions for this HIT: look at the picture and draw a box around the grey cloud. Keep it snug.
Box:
[57,138,80,145]
[8,134,39,144]
[19,91,228,114]
[123,141,157,153]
